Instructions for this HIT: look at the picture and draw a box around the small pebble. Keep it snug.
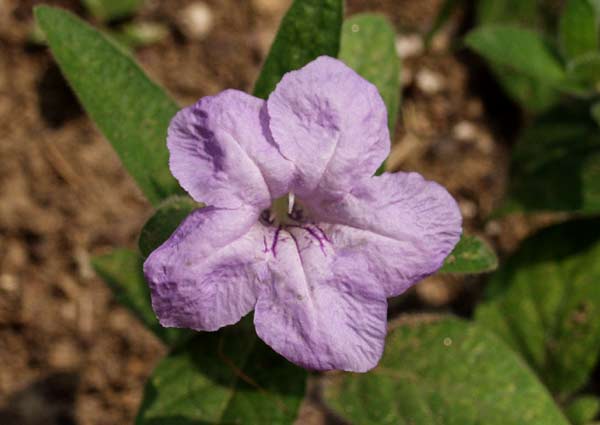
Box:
[74,247,94,280]
[178,2,214,41]
[415,68,444,94]
[453,121,477,141]
[49,340,81,369]
[459,199,478,219]
[416,276,453,307]
[395,34,424,59]
[485,220,502,236]
[0,274,18,292]
[475,134,495,155]
[430,31,450,52]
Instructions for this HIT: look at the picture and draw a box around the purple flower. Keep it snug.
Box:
[144,56,462,372]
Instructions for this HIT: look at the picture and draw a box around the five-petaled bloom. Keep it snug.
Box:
[144,56,462,372]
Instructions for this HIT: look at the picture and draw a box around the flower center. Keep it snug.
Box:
[261,192,305,226]
[260,193,331,257]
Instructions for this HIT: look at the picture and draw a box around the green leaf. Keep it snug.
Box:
[476,0,540,26]
[136,324,307,424]
[559,0,598,61]
[339,13,401,135]
[35,6,182,206]
[491,66,561,112]
[591,101,600,126]
[475,218,600,398]
[566,53,600,90]
[82,0,144,22]
[323,317,569,425]
[499,107,600,214]
[253,0,343,99]
[138,196,201,258]
[470,6,561,112]
[440,234,498,274]
[565,396,600,425]
[592,0,600,20]
[92,248,190,346]
[465,25,566,85]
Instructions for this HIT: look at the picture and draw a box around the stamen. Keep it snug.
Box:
[288,192,295,214]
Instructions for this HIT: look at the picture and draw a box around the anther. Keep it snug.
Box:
[288,192,295,214]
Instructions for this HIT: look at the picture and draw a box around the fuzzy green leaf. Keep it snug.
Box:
[499,107,600,215]
[136,324,307,425]
[253,0,343,99]
[490,66,561,112]
[339,13,400,135]
[465,24,565,111]
[440,234,498,274]
[566,53,600,91]
[138,196,201,258]
[476,0,539,26]
[35,6,181,206]
[476,218,600,398]
[465,25,565,85]
[559,0,598,61]
[591,101,600,126]
[565,396,600,425]
[92,249,190,346]
[323,317,569,425]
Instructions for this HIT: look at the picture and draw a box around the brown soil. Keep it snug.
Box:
[0,0,530,424]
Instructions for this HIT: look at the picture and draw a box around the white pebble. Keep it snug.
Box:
[453,121,478,141]
[415,68,444,94]
[459,200,478,219]
[178,2,214,41]
[395,34,424,59]
[0,274,18,293]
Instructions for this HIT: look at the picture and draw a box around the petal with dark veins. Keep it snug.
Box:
[254,225,387,372]
[144,206,272,331]
[168,89,294,209]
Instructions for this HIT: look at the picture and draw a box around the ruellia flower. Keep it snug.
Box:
[144,56,462,372]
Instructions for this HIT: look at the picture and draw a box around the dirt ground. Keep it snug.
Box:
[0,0,537,424]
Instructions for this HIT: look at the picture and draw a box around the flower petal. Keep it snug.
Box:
[266,56,390,197]
[254,226,387,372]
[144,206,271,331]
[168,89,294,209]
[307,172,462,297]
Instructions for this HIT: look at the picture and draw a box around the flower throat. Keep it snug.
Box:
[261,193,305,226]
